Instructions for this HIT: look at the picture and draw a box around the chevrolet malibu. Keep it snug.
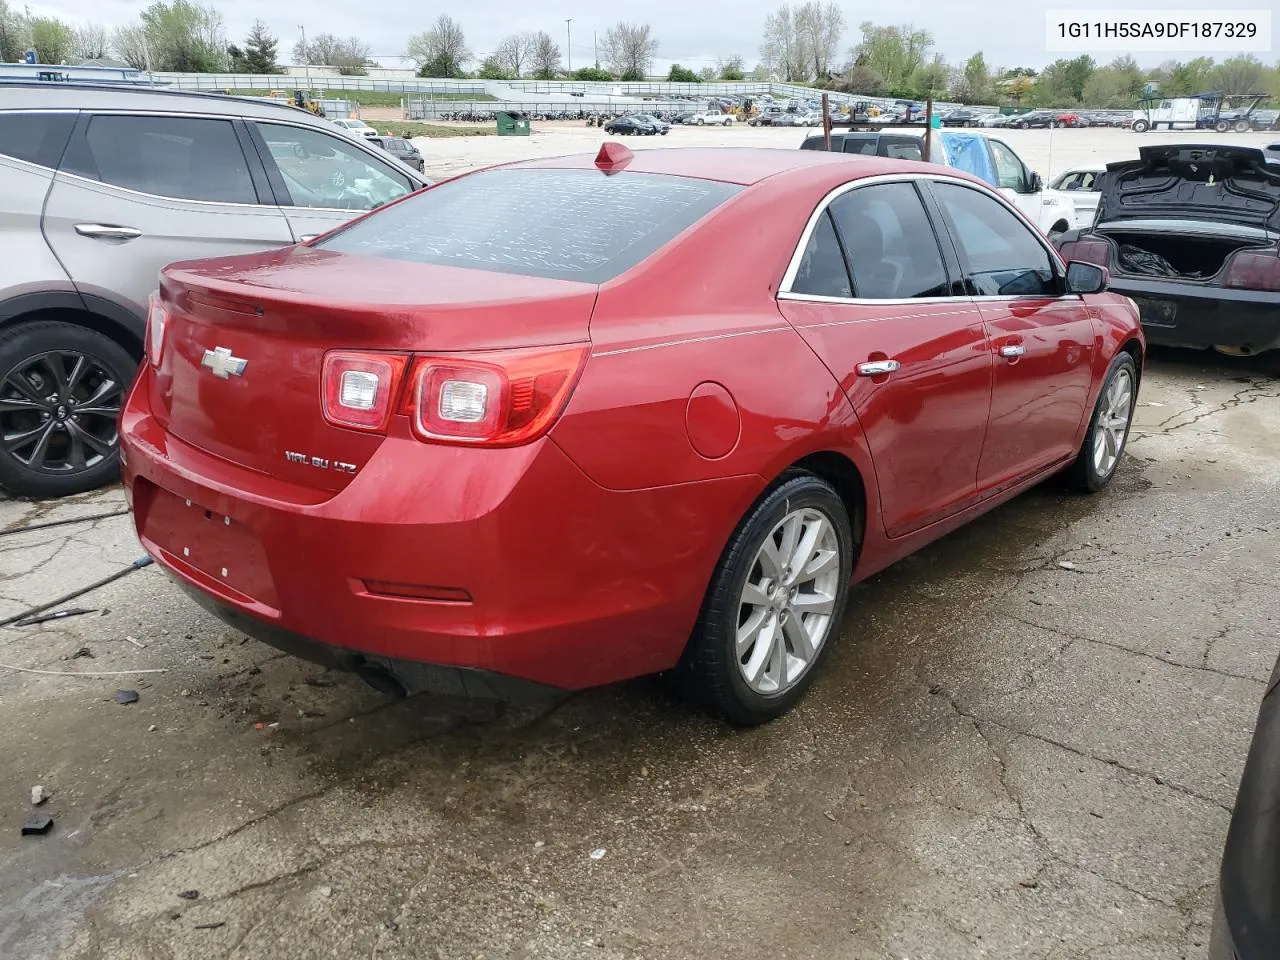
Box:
[121,145,1144,724]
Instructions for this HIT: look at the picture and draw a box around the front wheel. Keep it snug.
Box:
[1131,119,1149,133]
[682,474,855,725]
[1065,352,1137,492]
[1215,120,1230,133]
[0,320,137,498]
[1234,119,1251,133]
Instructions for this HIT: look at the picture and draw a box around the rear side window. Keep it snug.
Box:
[791,212,852,298]
[842,138,878,156]
[881,140,923,161]
[318,169,741,283]
[0,112,75,168]
[931,182,1057,297]
[63,115,257,204]
[827,183,950,299]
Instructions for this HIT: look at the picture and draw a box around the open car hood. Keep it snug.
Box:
[1095,145,1280,233]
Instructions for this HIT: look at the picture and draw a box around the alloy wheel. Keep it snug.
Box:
[1092,368,1133,477]
[0,350,123,475]
[735,507,841,696]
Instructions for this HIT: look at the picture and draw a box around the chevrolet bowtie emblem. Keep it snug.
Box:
[201,346,247,379]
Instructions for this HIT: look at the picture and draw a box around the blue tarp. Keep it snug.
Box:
[936,132,998,187]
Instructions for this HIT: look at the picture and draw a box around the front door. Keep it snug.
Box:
[927,180,1097,494]
[43,113,294,320]
[988,137,1045,225]
[777,180,993,538]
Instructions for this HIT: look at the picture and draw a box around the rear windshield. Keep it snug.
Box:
[318,168,741,283]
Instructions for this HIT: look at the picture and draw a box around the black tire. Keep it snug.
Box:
[0,321,137,498]
[1215,120,1230,133]
[1065,352,1137,493]
[1234,119,1250,133]
[681,473,855,725]
[1132,119,1148,133]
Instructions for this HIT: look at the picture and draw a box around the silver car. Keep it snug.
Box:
[0,82,428,497]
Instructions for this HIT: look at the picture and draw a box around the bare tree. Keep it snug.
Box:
[760,5,807,82]
[112,24,149,69]
[795,2,844,81]
[494,32,535,78]
[293,32,370,75]
[405,14,471,78]
[71,22,109,60]
[529,30,561,80]
[716,55,746,80]
[601,22,658,81]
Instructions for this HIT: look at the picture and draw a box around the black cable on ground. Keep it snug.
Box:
[0,556,155,628]
[0,509,131,538]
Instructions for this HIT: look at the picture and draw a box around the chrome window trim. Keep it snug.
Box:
[52,168,280,211]
[778,172,1068,303]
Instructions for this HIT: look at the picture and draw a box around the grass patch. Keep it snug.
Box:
[225,88,495,107]
[370,121,496,138]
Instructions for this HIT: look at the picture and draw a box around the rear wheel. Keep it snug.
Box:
[682,474,854,725]
[1215,120,1230,133]
[1065,352,1137,493]
[0,321,136,498]
[1234,119,1251,133]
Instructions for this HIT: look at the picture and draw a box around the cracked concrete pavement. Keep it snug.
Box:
[0,346,1276,960]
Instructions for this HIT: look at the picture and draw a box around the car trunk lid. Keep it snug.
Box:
[1096,145,1280,233]
[152,246,596,493]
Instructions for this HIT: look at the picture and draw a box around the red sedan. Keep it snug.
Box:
[121,144,1143,724]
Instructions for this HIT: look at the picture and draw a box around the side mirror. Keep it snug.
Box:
[1028,171,1043,193]
[1065,260,1108,294]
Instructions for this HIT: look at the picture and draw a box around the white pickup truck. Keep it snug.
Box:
[692,111,734,126]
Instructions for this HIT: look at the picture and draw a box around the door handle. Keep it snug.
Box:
[856,359,901,376]
[75,223,142,241]
[999,344,1026,358]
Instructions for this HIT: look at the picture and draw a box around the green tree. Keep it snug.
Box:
[907,55,949,100]
[138,0,227,72]
[0,0,30,64]
[1213,54,1265,95]
[29,17,74,64]
[717,55,745,80]
[243,19,278,74]
[1082,57,1145,107]
[1158,57,1215,96]
[572,66,613,81]
[477,55,513,80]
[954,52,991,103]
[667,63,700,82]
[1032,55,1094,105]
[853,22,932,92]
[406,15,470,78]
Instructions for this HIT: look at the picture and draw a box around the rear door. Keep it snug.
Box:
[926,179,1097,494]
[42,112,294,320]
[245,120,418,242]
[777,179,993,538]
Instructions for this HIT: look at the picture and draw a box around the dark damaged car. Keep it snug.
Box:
[1054,145,1280,356]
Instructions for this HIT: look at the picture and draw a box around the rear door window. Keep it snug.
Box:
[0,112,75,168]
[930,181,1058,297]
[790,212,852,298]
[826,182,950,299]
[62,115,258,204]
[317,168,741,283]
[842,137,878,155]
[880,139,923,161]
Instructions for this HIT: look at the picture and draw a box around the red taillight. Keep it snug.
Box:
[1057,238,1112,269]
[321,351,407,432]
[146,294,168,367]
[404,345,588,446]
[1223,250,1280,292]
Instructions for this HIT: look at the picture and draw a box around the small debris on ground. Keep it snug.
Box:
[589,848,606,860]
[148,725,158,732]
[317,886,332,898]
[177,890,199,900]
[193,921,224,930]
[68,647,94,660]
[21,815,53,836]
[13,607,97,627]
[30,785,46,806]
[823,811,837,822]
[384,918,399,931]
[1019,878,1039,889]
[1057,561,1077,571]
[534,840,545,849]
[113,690,139,705]
[180,689,191,697]
[125,636,146,649]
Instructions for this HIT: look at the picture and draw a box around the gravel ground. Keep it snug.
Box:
[1,124,1278,960]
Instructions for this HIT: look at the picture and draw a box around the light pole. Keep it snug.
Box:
[565,19,572,73]
[298,25,310,89]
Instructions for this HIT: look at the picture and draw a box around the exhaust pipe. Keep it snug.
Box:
[356,662,409,698]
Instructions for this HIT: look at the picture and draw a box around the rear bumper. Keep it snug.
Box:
[1109,277,1280,353]
[120,368,762,692]
[1211,658,1280,959]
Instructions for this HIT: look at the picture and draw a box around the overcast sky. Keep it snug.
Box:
[21,0,1279,72]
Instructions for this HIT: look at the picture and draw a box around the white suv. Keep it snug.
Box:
[330,118,380,139]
